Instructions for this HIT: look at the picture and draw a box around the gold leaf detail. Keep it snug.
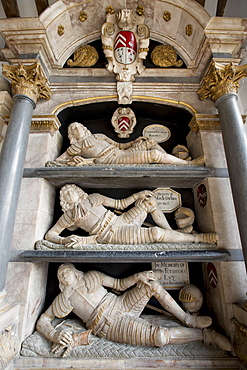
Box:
[163,11,171,22]
[186,24,193,36]
[57,25,64,36]
[79,11,87,22]
[136,5,144,16]
[151,45,183,68]
[198,62,247,102]
[106,6,115,14]
[67,45,99,67]
[2,62,51,103]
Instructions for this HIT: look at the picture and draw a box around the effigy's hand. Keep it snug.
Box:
[136,270,158,287]
[51,329,74,357]
[68,156,95,166]
[63,235,98,248]
[63,235,84,248]
[52,329,73,346]
[136,190,156,200]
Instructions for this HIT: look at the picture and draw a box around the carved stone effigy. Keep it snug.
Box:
[47,122,205,167]
[21,317,228,359]
[43,185,218,248]
[33,264,231,357]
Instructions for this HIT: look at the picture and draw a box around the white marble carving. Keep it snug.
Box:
[50,122,205,167]
[35,264,231,357]
[44,185,218,247]
[111,107,136,138]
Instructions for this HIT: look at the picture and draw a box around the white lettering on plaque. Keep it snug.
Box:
[143,124,171,143]
[152,261,190,289]
[154,188,181,213]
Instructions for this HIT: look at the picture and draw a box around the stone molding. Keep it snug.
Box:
[189,114,221,133]
[30,115,61,135]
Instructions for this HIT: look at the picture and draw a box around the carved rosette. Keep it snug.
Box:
[2,62,51,104]
[198,62,247,102]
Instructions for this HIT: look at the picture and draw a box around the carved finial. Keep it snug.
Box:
[2,62,51,103]
[198,62,247,102]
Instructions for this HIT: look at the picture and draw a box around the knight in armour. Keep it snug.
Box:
[36,264,231,356]
[45,184,218,247]
[52,122,205,167]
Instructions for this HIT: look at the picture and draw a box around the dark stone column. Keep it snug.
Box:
[0,62,51,306]
[215,93,247,271]
[0,94,35,292]
[198,62,247,272]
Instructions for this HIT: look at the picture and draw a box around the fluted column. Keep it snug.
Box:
[0,62,51,309]
[198,62,247,271]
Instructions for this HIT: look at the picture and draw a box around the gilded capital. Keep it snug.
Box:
[2,62,51,104]
[198,62,247,102]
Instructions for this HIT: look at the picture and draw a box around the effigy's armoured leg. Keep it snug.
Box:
[104,315,170,347]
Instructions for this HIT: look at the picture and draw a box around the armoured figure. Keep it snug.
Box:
[53,122,205,167]
[36,264,231,357]
[45,184,218,247]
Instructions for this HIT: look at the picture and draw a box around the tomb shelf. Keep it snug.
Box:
[23,166,218,188]
[14,249,231,263]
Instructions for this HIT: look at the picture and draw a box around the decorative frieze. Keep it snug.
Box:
[189,115,221,133]
[4,115,60,135]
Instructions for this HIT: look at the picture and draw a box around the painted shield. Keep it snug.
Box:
[118,116,131,131]
[114,31,137,64]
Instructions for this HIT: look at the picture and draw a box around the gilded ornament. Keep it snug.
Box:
[57,25,64,36]
[163,11,171,22]
[186,24,193,36]
[79,11,87,22]
[198,62,247,102]
[189,115,221,133]
[67,45,99,67]
[136,5,144,16]
[151,44,183,68]
[106,5,115,14]
[2,62,51,103]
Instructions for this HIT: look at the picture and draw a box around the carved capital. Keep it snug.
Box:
[189,115,221,133]
[198,62,247,102]
[2,62,51,104]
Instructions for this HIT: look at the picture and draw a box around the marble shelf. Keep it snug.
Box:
[14,249,231,263]
[23,166,224,188]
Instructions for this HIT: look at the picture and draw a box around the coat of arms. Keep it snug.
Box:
[102,7,150,104]
[111,107,136,138]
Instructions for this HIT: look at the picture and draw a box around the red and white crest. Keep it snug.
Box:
[118,116,131,131]
[114,31,137,64]
[111,107,136,138]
